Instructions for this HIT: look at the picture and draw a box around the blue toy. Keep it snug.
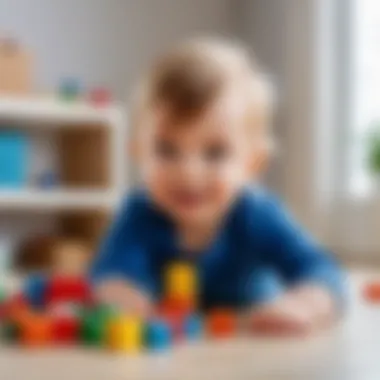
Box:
[184,314,203,340]
[58,77,82,101]
[0,131,29,188]
[24,274,47,309]
[144,319,171,351]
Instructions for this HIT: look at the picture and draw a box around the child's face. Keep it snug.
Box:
[138,97,263,224]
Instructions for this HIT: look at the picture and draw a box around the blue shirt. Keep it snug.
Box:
[91,188,345,309]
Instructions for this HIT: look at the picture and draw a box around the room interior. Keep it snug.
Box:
[0,0,380,379]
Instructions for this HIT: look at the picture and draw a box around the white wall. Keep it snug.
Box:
[0,0,233,99]
[236,0,289,194]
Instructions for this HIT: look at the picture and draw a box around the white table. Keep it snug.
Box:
[1,271,379,380]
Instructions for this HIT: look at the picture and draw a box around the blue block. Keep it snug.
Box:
[24,274,47,309]
[184,314,203,340]
[145,319,171,351]
[0,131,29,188]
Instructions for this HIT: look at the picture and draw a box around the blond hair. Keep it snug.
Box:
[131,37,275,154]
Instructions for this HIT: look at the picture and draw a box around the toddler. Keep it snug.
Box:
[91,38,345,336]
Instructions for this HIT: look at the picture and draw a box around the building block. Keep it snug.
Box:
[52,316,80,344]
[184,314,203,340]
[206,309,236,338]
[20,313,53,347]
[363,282,380,303]
[144,318,171,351]
[80,306,117,346]
[106,315,142,353]
[165,262,197,300]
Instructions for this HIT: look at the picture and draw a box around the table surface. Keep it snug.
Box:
[1,270,379,380]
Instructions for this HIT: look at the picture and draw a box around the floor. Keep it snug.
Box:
[1,270,380,380]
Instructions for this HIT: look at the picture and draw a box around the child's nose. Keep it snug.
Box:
[177,157,205,182]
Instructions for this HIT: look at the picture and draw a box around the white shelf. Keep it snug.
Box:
[0,189,118,211]
[0,97,124,127]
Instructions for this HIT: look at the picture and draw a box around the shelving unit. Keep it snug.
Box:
[0,97,128,245]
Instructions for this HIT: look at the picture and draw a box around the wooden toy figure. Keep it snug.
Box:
[164,262,197,308]
[45,240,92,310]
[106,315,143,353]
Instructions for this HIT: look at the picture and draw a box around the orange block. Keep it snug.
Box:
[363,282,380,303]
[20,313,53,347]
[207,309,236,338]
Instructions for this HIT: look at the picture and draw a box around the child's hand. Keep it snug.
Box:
[249,285,337,336]
[95,279,153,318]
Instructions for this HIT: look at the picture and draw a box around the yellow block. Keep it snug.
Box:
[165,262,197,298]
[106,315,142,353]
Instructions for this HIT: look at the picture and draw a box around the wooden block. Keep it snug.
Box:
[106,315,142,353]
[0,38,33,95]
[144,319,171,350]
[20,313,53,347]
[363,282,380,303]
[207,309,236,338]
[52,316,80,344]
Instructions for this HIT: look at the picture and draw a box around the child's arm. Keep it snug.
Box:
[249,195,346,335]
[90,195,154,317]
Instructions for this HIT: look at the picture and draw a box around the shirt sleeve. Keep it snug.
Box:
[90,194,154,294]
[257,195,347,306]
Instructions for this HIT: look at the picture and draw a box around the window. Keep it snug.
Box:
[349,0,380,195]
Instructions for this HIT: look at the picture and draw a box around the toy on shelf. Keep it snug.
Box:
[0,36,33,95]
[58,77,82,102]
[363,281,380,303]
[88,87,112,107]
[36,171,60,189]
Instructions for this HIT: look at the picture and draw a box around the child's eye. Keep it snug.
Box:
[204,144,229,162]
[155,140,179,160]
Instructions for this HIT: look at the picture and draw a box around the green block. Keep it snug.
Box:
[80,306,118,346]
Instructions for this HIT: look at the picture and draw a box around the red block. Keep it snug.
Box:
[53,316,80,344]
[45,276,91,308]
[207,309,236,338]
[363,282,380,303]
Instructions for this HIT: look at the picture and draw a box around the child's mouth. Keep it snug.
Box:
[171,189,208,208]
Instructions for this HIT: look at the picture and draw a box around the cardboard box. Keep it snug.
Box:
[0,38,33,95]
